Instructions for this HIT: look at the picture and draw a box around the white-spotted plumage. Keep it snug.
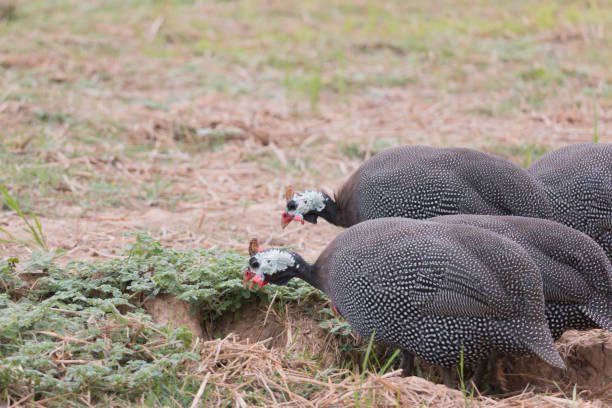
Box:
[528,143,612,261]
[353,146,554,221]
[324,219,564,369]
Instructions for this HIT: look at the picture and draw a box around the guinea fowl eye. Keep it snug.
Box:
[287,200,297,211]
[249,257,260,269]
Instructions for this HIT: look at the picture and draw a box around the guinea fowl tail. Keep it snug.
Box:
[516,317,566,370]
[581,297,612,331]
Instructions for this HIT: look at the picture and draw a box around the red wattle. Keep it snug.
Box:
[251,274,268,288]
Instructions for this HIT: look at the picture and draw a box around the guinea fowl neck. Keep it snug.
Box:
[294,255,328,294]
[318,197,341,226]
[329,176,360,227]
[317,194,357,228]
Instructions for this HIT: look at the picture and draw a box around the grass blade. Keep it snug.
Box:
[0,185,48,250]
[361,331,376,375]
[380,349,401,375]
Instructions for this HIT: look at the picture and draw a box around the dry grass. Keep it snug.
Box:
[184,334,607,407]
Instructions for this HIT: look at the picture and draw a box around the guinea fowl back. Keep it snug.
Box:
[529,143,612,259]
[321,218,564,369]
[340,146,554,225]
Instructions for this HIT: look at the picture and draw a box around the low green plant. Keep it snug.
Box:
[0,257,19,293]
[319,313,352,336]
[0,240,204,406]
[0,233,342,405]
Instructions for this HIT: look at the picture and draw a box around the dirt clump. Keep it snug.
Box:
[500,330,611,401]
[201,303,342,366]
[204,306,285,347]
[143,294,203,338]
[143,294,341,365]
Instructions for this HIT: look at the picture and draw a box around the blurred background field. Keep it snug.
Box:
[0,1,611,406]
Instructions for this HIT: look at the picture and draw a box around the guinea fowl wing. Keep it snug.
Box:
[409,251,517,319]
[432,215,610,301]
[338,225,520,320]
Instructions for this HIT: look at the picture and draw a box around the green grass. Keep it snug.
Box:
[339,139,401,160]
[593,104,600,143]
[340,142,363,159]
[457,347,475,408]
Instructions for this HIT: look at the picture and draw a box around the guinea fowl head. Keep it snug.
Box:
[281,185,336,229]
[243,238,308,288]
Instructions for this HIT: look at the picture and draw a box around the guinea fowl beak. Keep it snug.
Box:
[281,212,293,229]
[243,268,254,288]
[281,212,305,229]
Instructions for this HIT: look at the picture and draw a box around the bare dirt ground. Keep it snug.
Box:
[1,0,611,406]
[2,90,608,263]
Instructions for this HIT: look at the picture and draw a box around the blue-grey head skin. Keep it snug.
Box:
[282,145,554,229]
[528,143,612,261]
[281,187,338,228]
[243,241,326,292]
[431,214,612,340]
[248,218,566,375]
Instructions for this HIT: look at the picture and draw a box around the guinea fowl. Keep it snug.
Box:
[281,145,554,229]
[528,143,612,260]
[431,214,612,340]
[244,218,565,387]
